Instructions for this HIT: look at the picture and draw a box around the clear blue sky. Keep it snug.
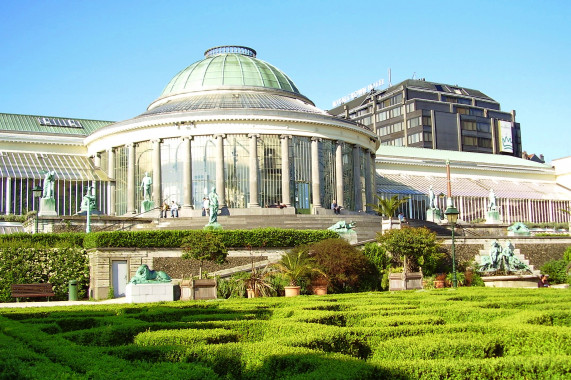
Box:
[1,0,569,162]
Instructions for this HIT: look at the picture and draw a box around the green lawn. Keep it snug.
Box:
[1,288,570,379]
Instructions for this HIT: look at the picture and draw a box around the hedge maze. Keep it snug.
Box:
[1,288,570,379]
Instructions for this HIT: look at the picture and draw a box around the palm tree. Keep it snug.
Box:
[368,194,410,230]
[273,249,325,287]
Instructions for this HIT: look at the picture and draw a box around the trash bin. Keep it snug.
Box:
[68,280,78,301]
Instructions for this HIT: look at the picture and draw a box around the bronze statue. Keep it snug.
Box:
[129,264,171,284]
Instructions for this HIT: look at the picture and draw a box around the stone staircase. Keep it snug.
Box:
[137,213,383,242]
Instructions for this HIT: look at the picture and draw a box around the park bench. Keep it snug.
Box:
[11,283,55,302]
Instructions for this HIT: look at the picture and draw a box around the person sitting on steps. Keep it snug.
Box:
[331,200,341,215]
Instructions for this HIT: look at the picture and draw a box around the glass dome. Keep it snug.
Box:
[160,46,301,98]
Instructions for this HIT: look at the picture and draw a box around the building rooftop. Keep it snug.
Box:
[159,46,303,101]
[375,145,550,171]
[328,79,497,115]
[0,113,113,136]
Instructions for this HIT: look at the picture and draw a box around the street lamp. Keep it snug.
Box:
[32,185,43,234]
[444,204,460,288]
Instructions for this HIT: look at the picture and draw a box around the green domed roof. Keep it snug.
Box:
[160,46,301,97]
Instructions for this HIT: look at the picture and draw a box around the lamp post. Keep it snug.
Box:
[32,185,43,234]
[444,205,459,288]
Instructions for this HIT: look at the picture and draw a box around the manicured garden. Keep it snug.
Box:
[1,288,570,379]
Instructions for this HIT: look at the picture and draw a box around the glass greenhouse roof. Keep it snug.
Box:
[0,152,108,181]
[142,92,327,117]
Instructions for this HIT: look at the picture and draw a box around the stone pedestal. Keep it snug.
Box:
[337,229,357,244]
[482,275,539,288]
[125,283,175,303]
[486,210,501,224]
[141,200,154,213]
[204,222,222,230]
[426,208,441,223]
[38,198,58,217]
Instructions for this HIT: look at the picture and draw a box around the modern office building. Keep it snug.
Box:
[0,46,379,217]
[328,79,522,157]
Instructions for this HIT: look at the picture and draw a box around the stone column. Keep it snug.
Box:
[5,177,11,215]
[311,137,322,210]
[281,135,291,206]
[215,134,226,208]
[182,136,193,209]
[335,141,344,208]
[152,139,162,207]
[248,134,260,207]
[94,153,101,168]
[352,145,362,211]
[107,148,116,216]
[364,149,373,212]
[127,143,136,214]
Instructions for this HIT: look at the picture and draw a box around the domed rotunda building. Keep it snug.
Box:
[85,46,379,216]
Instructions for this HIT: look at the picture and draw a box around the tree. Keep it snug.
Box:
[181,233,228,279]
[368,194,409,230]
[377,227,440,273]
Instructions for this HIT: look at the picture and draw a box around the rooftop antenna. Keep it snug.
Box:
[412,72,416,80]
[388,68,392,86]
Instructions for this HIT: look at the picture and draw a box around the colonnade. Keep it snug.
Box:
[102,134,376,215]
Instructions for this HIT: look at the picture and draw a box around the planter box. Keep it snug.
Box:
[180,279,217,300]
[389,272,423,291]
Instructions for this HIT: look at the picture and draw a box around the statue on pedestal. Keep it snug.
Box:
[140,172,152,201]
[80,186,96,213]
[488,189,497,211]
[42,170,56,199]
[204,187,222,230]
[140,172,154,213]
[429,185,436,209]
[38,169,58,217]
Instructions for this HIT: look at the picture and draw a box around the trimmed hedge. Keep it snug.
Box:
[1,286,570,379]
[83,228,338,249]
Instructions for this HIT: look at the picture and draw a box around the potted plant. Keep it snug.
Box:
[181,232,228,300]
[310,275,329,295]
[273,248,325,297]
[368,194,409,232]
[434,273,446,288]
[244,266,274,298]
[378,227,440,291]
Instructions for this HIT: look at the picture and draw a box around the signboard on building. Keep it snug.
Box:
[332,79,384,108]
[498,120,513,153]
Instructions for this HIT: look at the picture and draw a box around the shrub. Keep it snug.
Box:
[182,233,228,279]
[307,238,377,293]
[540,259,570,284]
[376,227,440,273]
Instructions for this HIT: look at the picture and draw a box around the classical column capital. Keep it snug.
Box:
[280,134,292,140]
[311,136,322,142]
[214,134,226,139]
[248,133,260,139]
